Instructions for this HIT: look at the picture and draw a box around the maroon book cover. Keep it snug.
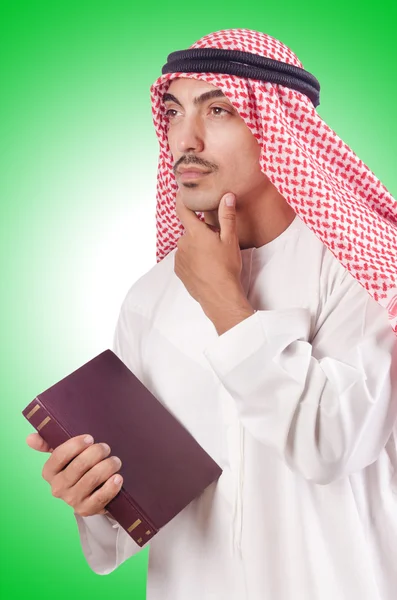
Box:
[22,350,222,547]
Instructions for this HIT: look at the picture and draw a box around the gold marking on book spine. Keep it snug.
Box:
[127,519,142,533]
[137,538,143,544]
[145,530,151,535]
[26,404,41,419]
[37,416,51,431]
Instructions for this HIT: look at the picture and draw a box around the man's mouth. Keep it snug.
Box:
[178,171,212,181]
[176,167,212,181]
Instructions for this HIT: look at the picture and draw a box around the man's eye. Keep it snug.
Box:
[165,109,178,118]
[211,106,229,116]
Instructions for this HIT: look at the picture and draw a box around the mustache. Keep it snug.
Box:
[173,155,219,174]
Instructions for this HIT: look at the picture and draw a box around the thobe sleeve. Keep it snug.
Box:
[73,299,148,573]
[203,272,397,484]
[74,511,142,574]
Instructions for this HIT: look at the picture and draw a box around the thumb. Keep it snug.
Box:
[26,432,53,453]
[218,193,237,242]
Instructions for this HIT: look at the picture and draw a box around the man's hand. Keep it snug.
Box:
[174,191,255,334]
[26,433,123,517]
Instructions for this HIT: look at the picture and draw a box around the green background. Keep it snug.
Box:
[1,1,396,598]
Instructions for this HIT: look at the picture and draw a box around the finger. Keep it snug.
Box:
[218,193,237,242]
[55,451,121,507]
[175,192,204,234]
[73,453,122,500]
[75,471,124,517]
[206,223,220,234]
[50,446,121,506]
[42,434,95,482]
[59,442,113,489]
[26,432,52,453]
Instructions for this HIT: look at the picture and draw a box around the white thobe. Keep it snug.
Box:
[74,215,397,599]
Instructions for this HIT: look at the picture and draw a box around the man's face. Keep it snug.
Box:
[164,77,268,213]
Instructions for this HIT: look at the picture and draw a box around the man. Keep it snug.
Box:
[27,29,397,599]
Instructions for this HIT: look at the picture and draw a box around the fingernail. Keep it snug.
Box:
[101,443,111,453]
[84,435,94,444]
[112,456,122,467]
[224,194,235,206]
[113,475,122,485]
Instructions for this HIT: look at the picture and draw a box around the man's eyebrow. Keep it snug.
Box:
[162,93,182,106]
[162,89,228,107]
[193,89,228,105]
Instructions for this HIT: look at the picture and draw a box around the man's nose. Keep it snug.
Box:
[175,115,204,154]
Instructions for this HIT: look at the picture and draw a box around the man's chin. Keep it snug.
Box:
[180,199,220,214]
[177,190,218,212]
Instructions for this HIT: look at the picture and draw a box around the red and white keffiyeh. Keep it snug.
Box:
[150,28,397,335]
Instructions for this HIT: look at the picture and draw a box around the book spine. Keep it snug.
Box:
[106,492,157,547]
[23,398,157,547]
[23,398,70,449]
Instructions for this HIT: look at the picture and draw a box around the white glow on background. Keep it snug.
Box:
[15,121,161,375]
[63,146,159,357]
[77,183,157,351]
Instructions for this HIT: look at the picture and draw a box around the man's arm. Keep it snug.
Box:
[203,273,397,484]
[202,290,256,336]
[73,301,149,575]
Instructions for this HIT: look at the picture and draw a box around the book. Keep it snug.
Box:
[22,349,222,547]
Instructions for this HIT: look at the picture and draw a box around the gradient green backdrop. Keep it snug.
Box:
[2,1,396,599]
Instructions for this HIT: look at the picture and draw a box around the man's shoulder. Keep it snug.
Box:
[121,248,178,315]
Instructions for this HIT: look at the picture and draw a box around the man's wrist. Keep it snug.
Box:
[203,297,256,336]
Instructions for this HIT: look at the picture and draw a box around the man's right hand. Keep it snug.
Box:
[26,433,123,517]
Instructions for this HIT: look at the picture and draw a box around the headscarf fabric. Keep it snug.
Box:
[149,28,397,335]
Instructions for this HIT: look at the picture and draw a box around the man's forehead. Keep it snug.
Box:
[166,77,223,96]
